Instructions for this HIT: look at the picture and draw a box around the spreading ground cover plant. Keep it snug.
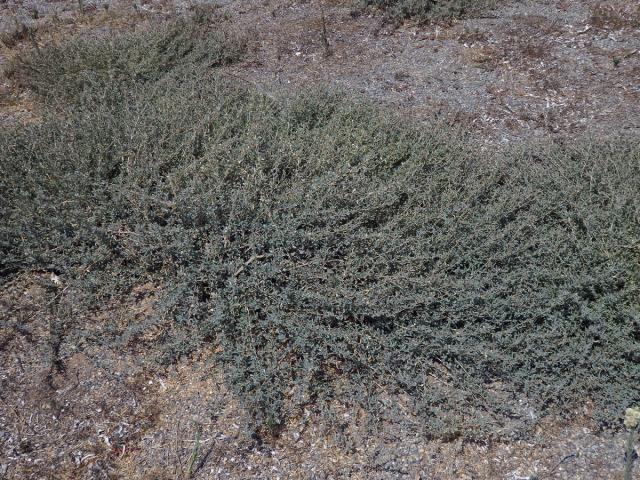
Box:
[362,0,497,24]
[1,15,639,440]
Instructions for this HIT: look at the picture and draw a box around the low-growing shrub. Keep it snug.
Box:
[1,18,639,440]
[362,0,497,25]
[8,14,245,107]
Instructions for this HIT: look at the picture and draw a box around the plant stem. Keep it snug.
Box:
[186,422,202,479]
[625,426,638,480]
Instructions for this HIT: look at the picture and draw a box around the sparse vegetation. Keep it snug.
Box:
[1,13,639,444]
[590,2,640,30]
[0,18,38,48]
[362,0,497,24]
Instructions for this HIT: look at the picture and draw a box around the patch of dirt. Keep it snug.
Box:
[212,0,640,143]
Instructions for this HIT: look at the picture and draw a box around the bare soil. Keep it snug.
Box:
[220,0,640,143]
[1,1,639,478]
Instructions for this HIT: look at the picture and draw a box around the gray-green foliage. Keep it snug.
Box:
[1,16,639,440]
[363,0,496,24]
[9,13,245,106]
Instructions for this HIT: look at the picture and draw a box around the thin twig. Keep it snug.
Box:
[624,426,638,480]
[320,7,331,57]
[538,452,577,479]
[233,254,267,277]
[186,422,202,479]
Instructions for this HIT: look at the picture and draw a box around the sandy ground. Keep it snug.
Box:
[1,1,639,478]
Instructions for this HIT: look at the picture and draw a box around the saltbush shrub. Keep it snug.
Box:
[1,16,639,439]
[362,0,497,24]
